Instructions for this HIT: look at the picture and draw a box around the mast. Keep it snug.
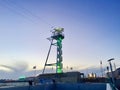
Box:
[42,27,64,74]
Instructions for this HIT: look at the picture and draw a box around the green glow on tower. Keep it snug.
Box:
[43,27,64,74]
[52,27,64,74]
[57,62,63,73]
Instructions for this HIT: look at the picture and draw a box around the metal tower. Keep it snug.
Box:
[42,27,64,74]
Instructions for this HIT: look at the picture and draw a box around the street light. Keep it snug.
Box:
[108,58,114,62]
[107,58,115,84]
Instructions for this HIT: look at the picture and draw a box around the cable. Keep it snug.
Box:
[0,0,36,24]
[10,0,54,27]
[1,0,54,27]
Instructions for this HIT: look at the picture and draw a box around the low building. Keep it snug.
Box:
[37,72,84,83]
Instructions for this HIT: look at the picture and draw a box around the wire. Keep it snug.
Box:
[0,0,36,24]
[1,0,55,27]
[8,0,54,27]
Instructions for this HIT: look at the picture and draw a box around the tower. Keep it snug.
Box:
[51,27,64,73]
[42,27,64,74]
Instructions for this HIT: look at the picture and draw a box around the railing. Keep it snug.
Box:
[0,81,29,88]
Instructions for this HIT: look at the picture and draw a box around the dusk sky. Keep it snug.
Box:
[0,0,120,79]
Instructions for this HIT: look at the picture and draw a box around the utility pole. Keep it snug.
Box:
[100,60,103,77]
[107,58,115,84]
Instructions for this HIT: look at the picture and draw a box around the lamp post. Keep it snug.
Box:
[33,66,36,77]
[107,58,115,84]
[33,66,36,85]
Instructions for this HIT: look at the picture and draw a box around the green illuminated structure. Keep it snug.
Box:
[18,76,26,80]
[53,28,64,73]
[42,27,64,74]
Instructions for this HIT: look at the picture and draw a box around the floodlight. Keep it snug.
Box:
[54,27,64,33]
[108,58,114,62]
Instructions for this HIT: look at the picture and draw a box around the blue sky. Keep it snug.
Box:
[0,0,120,79]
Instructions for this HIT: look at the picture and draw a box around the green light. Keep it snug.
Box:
[57,37,62,45]
[56,35,63,74]
[57,62,63,73]
[19,76,26,80]
[57,68,62,73]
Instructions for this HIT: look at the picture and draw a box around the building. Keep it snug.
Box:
[37,72,84,83]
